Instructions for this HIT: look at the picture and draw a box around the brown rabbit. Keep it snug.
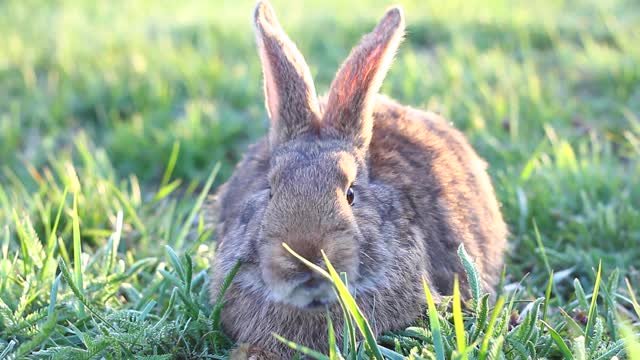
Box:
[209,1,507,358]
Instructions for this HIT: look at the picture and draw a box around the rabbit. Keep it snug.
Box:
[209,1,507,358]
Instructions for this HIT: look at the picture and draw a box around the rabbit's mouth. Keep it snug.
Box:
[265,272,340,310]
[304,298,332,310]
[284,280,337,311]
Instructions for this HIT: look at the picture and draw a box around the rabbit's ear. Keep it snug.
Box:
[322,6,405,149]
[254,0,321,147]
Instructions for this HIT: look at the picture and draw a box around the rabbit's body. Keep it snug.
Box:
[210,2,506,358]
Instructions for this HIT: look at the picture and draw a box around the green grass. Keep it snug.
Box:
[1,0,639,358]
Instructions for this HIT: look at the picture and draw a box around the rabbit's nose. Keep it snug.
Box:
[298,272,324,290]
[302,276,322,289]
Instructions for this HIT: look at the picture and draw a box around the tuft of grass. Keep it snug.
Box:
[0,159,237,357]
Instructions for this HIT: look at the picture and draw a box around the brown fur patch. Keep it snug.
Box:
[322,6,405,149]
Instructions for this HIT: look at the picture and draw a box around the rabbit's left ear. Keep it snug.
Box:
[322,6,405,150]
[254,0,321,148]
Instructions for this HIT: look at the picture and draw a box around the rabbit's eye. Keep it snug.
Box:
[346,186,355,205]
[268,187,272,199]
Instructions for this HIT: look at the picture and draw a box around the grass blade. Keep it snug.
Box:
[574,278,589,310]
[339,273,357,360]
[541,320,573,360]
[282,243,331,280]
[452,276,467,359]
[173,163,220,250]
[326,309,341,360]
[48,274,61,317]
[321,251,383,360]
[165,245,186,281]
[533,220,551,275]
[422,276,445,360]
[585,261,602,349]
[109,183,147,237]
[0,340,16,359]
[457,244,481,310]
[558,307,586,336]
[542,270,553,322]
[154,179,183,202]
[478,297,505,360]
[160,140,180,187]
[72,194,85,317]
[41,187,68,282]
[625,277,640,318]
[106,210,123,275]
[211,260,241,328]
[379,346,405,360]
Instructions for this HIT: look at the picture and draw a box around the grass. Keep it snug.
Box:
[1,0,639,358]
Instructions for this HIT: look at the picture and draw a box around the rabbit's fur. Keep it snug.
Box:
[210,1,507,358]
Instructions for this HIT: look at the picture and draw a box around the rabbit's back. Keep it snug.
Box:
[213,93,508,296]
[366,94,507,294]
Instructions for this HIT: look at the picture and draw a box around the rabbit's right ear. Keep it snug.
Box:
[254,0,321,147]
[322,6,405,150]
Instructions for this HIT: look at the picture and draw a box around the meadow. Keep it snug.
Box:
[0,0,639,358]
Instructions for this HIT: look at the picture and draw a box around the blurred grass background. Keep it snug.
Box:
[0,0,639,357]
[2,0,638,282]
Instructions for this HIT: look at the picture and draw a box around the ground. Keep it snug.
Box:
[0,0,639,358]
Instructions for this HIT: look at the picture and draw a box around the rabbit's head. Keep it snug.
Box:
[248,0,405,310]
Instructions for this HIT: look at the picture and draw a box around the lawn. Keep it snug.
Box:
[1,0,639,358]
